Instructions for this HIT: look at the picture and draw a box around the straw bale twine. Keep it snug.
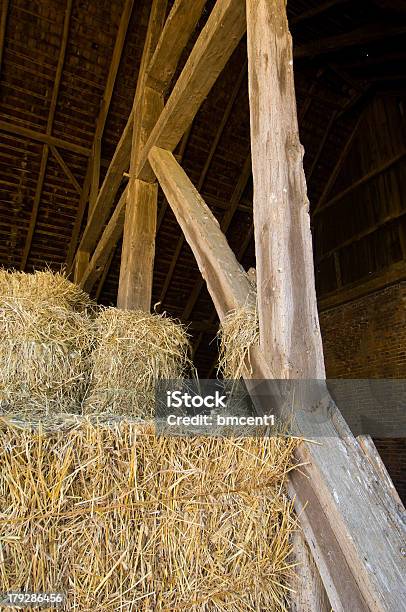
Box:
[0,416,300,610]
[85,308,191,418]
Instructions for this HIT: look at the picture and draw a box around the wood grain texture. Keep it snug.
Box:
[247,1,406,609]
[117,0,167,309]
[147,0,206,95]
[137,0,246,181]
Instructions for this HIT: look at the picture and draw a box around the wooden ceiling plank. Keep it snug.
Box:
[0,120,90,156]
[247,3,405,609]
[146,0,207,95]
[158,60,247,307]
[317,148,406,215]
[0,0,9,76]
[295,22,406,59]
[50,145,81,193]
[312,110,366,216]
[136,0,247,182]
[20,0,73,270]
[290,0,350,26]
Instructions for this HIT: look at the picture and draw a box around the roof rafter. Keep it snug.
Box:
[20,0,73,271]
[66,0,135,267]
[0,0,9,76]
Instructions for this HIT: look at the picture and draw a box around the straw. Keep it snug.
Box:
[0,416,300,611]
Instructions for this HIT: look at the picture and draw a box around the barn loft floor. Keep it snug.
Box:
[0,0,405,376]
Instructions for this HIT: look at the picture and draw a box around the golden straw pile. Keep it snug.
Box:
[0,417,300,611]
[85,308,191,418]
[0,270,95,417]
[217,306,259,379]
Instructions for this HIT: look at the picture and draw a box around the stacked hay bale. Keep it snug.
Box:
[85,308,191,418]
[0,417,300,611]
[0,270,95,418]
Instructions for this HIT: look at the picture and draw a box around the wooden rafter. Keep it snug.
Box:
[147,0,207,95]
[246,3,405,609]
[316,149,406,216]
[290,0,350,25]
[0,0,9,76]
[159,59,247,306]
[73,0,208,277]
[312,109,366,216]
[68,0,134,272]
[136,0,246,181]
[50,146,81,194]
[20,0,73,271]
[295,22,406,59]
[0,120,90,157]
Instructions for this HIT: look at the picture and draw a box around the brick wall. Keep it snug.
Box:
[319,282,406,502]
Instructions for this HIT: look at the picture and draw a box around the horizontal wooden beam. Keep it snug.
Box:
[295,22,406,59]
[318,260,406,311]
[146,0,206,95]
[79,185,128,292]
[137,0,246,182]
[0,120,90,157]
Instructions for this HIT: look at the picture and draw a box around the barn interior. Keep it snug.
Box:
[1,0,405,492]
[0,1,406,606]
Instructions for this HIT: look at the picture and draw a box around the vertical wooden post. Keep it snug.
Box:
[246,0,325,379]
[246,0,328,606]
[117,1,167,310]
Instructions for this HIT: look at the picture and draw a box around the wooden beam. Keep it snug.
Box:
[76,112,134,257]
[159,60,247,307]
[136,0,246,182]
[146,0,207,95]
[80,186,128,293]
[315,149,406,216]
[294,22,406,59]
[149,147,252,319]
[95,248,115,302]
[0,0,9,76]
[66,165,93,270]
[312,110,365,216]
[290,0,350,25]
[117,0,167,310]
[246,3,406,609]
[72,0,134,275]
[358,435,404,510]
[50,145,81,193]
[182,153,252,320]
[307,110,338,183]
[20,146,49,270]
[318,260,406,311]
[21,0,73,270]
[0,120,90,157]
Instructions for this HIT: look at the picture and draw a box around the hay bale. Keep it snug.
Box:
[85,308,191,418]
[0,416,300,610]
[0,300,94,417]
[0,269,95,313]
[217,306,259,379]
[0,269,95,417]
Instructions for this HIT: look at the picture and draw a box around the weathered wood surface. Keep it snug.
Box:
[147,0,206,95]
[77,111,134,256]
[80,186,128,293]
[137,0,246,181]
[117,0,167,309]
[246,1,406,609]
